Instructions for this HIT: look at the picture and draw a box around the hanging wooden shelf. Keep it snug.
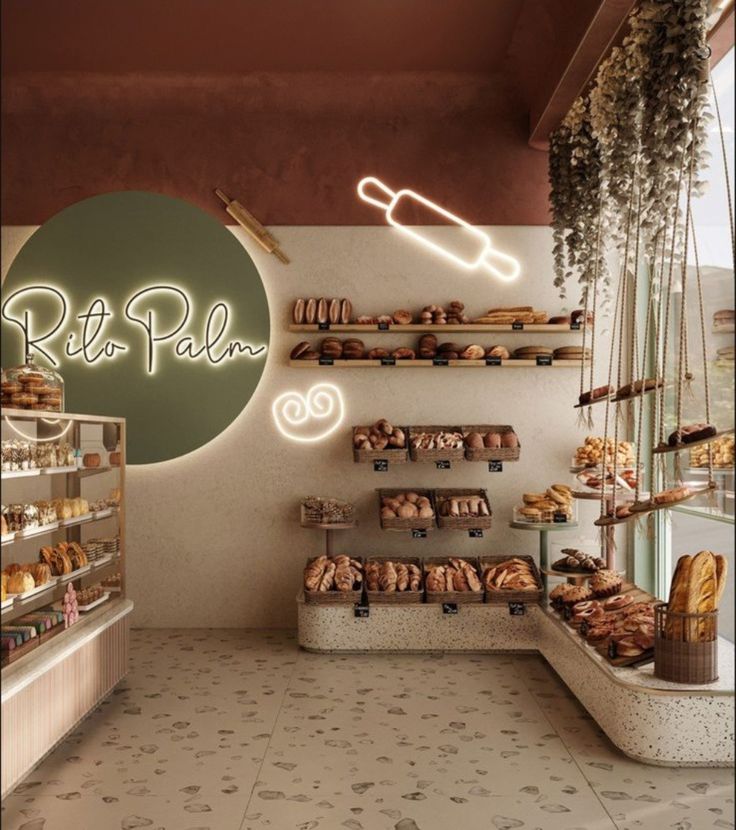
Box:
[573,381,663,409]
[653,428,734,456]
[594,483,718,526]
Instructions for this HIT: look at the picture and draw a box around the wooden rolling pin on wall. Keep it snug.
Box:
[215,189,290,264]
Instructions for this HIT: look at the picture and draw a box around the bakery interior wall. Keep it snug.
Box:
[1,0,623,627]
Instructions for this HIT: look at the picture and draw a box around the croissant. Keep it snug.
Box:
[334,561,354,592]
[365,562,380,591]
[395,563,409,592]
[379,561,397,592]
[304,555,327,591]
[318,562,336,592]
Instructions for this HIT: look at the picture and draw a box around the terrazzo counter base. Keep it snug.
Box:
[1,598,133,798]
[297,594,734,768]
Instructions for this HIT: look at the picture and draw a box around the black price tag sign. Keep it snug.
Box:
[373,459,388,472]
[536,355,553,366]
[318,321,331,330]
[508,602,526,616]
[579,620,589,636]
[433,357,449,366]
[442,602,459,615]
[570,321,581,330]
[435,460,451,470]
[512,321,524,331]
[468,529,483,538]
[485,356,502,366]
[380,357,396,366]
[378,321,390,331]
[608,641,618,659]
[411,528,427,539]
[488,460,503,472]
[553,512,568,524]
[563,606,572,621]
[318,357,334,366]
[354,603,370,618]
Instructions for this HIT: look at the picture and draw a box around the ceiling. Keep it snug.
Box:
[2,0,527,74]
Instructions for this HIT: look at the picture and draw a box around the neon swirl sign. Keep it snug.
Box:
[357,176,521,282]
[1,285,267,375]
[272,383,345,443]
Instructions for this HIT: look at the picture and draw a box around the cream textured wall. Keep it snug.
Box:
[2,225,620,628]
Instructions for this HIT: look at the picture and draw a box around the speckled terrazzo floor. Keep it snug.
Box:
[1,630,733,830]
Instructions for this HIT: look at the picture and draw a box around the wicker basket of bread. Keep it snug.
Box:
[365,557,423,604]
[654,550,726,683]
[480,555,543,604]
[303,555,363,604]
[352,419,409,463]
[378,489,435,531]
[423,557,483,604]
[462,426,520,462]
[434,489,492,529]
[408,427,465,463]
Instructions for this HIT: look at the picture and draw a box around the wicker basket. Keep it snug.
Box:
[434,489,493,530]
[365,556,424,604]
[303,556,364,605]
[462,425,521,462]
[423,557,484,604]
[408,426,465,463]
[377,489,436,531]
[352,426,409,463]
[480,555,543,604]
[654,603,718,684]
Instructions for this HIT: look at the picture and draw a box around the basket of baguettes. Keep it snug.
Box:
[434,489,492,529]
[480,556,543,604]
[654,550,727,684]
[302,555,364,604]
[423,557,483,603]
[365,557,423,604]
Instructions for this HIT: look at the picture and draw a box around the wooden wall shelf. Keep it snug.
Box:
[289,323,589,334]
[289,359,589,369]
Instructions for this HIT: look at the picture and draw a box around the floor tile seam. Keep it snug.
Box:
[237,643,304,830]
[509,655,623,830]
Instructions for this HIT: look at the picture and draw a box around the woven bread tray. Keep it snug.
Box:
[365,556,424,604]
[480,555,543,604]
[434,489,492,530]
[462,425,521,462]
[352,425,409,463]
[423,557,484,604]
[377,489,436,531]
[303,556,364,605]
[409,426,465,463]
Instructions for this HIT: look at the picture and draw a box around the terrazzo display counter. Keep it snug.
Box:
[1,598,133,798]
[297,594,734,768]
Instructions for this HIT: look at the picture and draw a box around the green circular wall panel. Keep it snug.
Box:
[1,192,270,464]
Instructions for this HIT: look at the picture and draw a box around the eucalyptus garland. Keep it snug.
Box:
[548,0,712,297]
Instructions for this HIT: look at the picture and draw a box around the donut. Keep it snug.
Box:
[571,600,600,614]
[574,606,605,624]
[603,594,634,612]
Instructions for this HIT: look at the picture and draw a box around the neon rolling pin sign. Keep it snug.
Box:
[357,177,521,282]
[1,284,267,375]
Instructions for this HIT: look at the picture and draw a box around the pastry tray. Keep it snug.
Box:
[93,507,115,520]
[1,597,15,611]
[40,465,78,475]
[7,577,59,601]
[1,468,41,479]
[77,592,110,612]
[1,534,15,546]
[59,563,92,583]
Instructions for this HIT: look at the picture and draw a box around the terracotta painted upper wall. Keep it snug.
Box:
[1,0,604,226]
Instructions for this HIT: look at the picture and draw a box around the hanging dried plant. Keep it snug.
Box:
[549,95,604,301]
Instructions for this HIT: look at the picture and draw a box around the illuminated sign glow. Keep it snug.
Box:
[272,383,345,443]
[1,284,267,375]
[357,176,521,282]
[3,417,73,443]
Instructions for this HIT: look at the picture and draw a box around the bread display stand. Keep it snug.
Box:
[297,595,734,767]
[300,508,356,557]
[1,408,132,799]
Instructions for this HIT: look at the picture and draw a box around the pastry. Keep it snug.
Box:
[391,347,415,360]
[425,558,481,593]
[549,583,593,605]
[690,434,734,468]
[590,570,623,597]
[713,308,734,327]
[603,593,633,611]
[485,345,510,359]
[328,298,341,324]
[667,423,717,446]
[392,310,413,325]
[574,437,636,468]
[316,298,329,324]
[340,299,352,324]
[578,385,614,405]
[615,637,644,658]
[483,557,539,592]
[460,344,484,360]
[83,453,101,468]
[304,298,317,324]
[7,571,34,594]
[653,486,690,505]
[616,377,663,398]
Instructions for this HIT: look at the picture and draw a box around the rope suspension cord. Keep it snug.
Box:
[578,253,593,428]
[599,266,625,521]
[689,204,715,491]
[579,197,604,429]
[649,222,670,493]
[628,186,644,419]
[712,75,736,271]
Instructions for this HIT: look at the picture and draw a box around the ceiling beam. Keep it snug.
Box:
[527,0,637,150]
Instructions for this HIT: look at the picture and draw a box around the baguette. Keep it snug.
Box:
[687,550,718,641]
[666,554,691,639]
[715,554,728,607]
